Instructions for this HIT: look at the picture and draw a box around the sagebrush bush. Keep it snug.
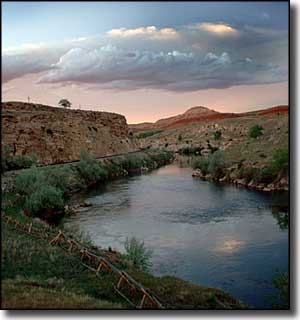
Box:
[213,130,222,140]
[272,148,288,174]
[249,125,263,139]
[136,130,163,139]
[24,185,64,216]
[77,150,108,183]
[11,154,37,169]
[124,237,153,271]
[16,168,41,196]
[192,158,209,174]
[208,150,228,179]
[178,146,203,155]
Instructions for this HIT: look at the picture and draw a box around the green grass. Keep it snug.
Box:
[1,219,245,309]
[136,130,163,139]
[2,279,123,309]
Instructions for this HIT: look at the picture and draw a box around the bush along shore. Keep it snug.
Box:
[2,149,175,224]
[192,148,288,192]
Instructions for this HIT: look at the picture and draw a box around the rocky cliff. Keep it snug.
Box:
[2,102,139,164]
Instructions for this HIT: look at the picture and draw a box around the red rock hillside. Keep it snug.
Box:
[129,105,288,132]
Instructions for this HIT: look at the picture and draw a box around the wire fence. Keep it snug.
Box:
[1,212,165,309]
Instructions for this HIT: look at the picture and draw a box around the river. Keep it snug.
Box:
[64,162,289,309]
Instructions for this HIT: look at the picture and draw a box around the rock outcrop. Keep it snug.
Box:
[2,102,139,164]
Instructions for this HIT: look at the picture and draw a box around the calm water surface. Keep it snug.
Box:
[65,164,288,308]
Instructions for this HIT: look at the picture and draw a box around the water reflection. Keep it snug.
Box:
[213,239,247,255]
[65,164,288,308]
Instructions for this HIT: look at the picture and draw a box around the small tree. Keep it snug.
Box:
[208,150,228,179]
[58,99,72,109]
[249,125,263,139]
[214,130,222,140]
[124,237,153,271]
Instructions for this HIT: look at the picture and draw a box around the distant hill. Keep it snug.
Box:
[129,105,288,132]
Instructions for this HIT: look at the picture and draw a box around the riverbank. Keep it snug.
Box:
[190,148,288,193]
[2,208,246,309]
[2,148,174,224]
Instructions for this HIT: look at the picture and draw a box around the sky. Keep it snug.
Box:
[2,1,289,123]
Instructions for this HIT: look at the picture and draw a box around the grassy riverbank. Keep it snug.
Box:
[2,148,174,223]
[1,148,247,309]
[1,213,246,309]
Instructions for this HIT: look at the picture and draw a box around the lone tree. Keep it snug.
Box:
[58,99,72,109]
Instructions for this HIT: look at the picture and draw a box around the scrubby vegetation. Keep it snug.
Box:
[124,237,153,271]
[249,125,263,139]
[271,272,289,309]
[236,148,288,184]
[6,149,174,222]
[77,150,108,184]
[192,158,209,174]
[213,130,222,140]
[193,150,230,179]
[178,146,203,155]
[136,130,163,139]
[1,145,37,172]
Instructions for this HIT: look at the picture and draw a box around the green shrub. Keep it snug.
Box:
[178,134,183,141]
[192,158,209,174]
[24,185,64,217]
[271,272,289,309]
[77,150,108,183]
[16,168,41,196]
[238,166,259,183]
[178,146,203,155]
[272,148,288,174]
[208,150,228,179]
[136,130,163,139]
[119,154,144,171]
[256,166,277,184]
[124,237,153,271]
[249,125,263,138]
[1,145,12,172]
[213,130,222,140]
[11,154,37,169]
[16,166,73,196]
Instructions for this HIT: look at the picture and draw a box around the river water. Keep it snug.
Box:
[64,163,289,309]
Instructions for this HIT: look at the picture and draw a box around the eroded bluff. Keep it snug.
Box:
[2,102,139,164]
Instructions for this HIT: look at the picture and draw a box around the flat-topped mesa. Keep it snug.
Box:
[2,102,139,164]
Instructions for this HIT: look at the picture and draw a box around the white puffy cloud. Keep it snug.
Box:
[107,26,180,40]
[195,22,239,36]
[2,22,288,92]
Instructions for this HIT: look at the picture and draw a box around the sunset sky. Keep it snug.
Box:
[2,1,289,123]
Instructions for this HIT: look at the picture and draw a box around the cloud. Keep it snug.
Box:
[196,22,239,36]
[107,26,180,40]
[2,21,288,92]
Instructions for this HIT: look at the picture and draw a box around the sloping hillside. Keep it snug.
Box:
[129,105,288,132]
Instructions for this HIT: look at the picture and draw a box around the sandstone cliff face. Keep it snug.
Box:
[2,102,139,164]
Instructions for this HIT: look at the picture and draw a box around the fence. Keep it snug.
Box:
[1,212,165,309]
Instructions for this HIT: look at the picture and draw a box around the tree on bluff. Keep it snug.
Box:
[58,99,72,109]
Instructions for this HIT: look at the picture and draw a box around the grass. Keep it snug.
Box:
[136,130,163,139]
[2,279,123,309]
[2,221,129,309]
[1,210,245,309]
